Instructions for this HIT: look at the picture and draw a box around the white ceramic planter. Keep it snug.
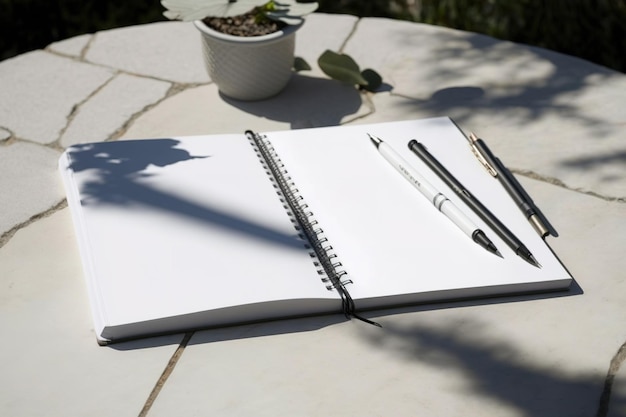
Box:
[194,20,301,101]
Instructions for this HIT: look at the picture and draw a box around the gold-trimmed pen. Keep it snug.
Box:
[467,132,550,238]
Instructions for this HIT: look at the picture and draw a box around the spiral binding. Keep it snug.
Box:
[245,131,380,327]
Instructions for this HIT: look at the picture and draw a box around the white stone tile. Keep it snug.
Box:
[0,50,114,144]
[148,179,625,416]
[47,33,92,58]
[0,208,182,417]
[122,84,287,139]
[0,142,62,236]
[123,80,369,139]
[85,21,209,84]
[60,73,171,147]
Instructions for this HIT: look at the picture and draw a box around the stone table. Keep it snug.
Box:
[1,13,625,417]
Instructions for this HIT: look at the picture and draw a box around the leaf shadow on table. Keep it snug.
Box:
[393,29,618,128]
[559,150,626,186]
[64,139,305,250]
[356,304,623,417]
[383,28,626,196]
[221,73,381,128]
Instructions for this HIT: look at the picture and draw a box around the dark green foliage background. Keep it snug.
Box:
[0,0,166,60]
[1,0,624,72]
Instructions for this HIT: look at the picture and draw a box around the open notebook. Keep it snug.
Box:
[59,117,572,344]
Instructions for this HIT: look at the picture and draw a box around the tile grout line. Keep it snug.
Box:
[79,32,96,60]
[338,16,361,53]
[514,168,626,204]
[596,339,626,417]
[0,199,67,249]
[138,332,195,417]
[45,44,200,87]
[52,72,119,149]
[109,82,200,141]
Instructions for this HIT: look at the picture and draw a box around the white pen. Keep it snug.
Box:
[368,133,501,257]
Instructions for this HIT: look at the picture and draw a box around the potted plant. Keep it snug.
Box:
[162,0,319,100]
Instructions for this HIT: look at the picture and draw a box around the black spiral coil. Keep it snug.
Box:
[245,131,380,327]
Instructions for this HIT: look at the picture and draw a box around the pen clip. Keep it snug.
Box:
[468,133,498,177]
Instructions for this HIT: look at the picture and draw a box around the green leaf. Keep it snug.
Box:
[360,68,382,91]
[293,56,311,72]
[317,50,368,86]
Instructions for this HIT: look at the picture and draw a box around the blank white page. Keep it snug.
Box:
[266,118,571,305]
[60,133,337,330]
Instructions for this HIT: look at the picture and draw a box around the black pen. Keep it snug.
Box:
[408,139,541,268]
[467,133,550,238]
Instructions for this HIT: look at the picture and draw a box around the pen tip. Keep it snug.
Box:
[469,132,478,142]
[517,246,541,268]
[527,254,542,268]
[367,133,382,147]
[473,230,501,258]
